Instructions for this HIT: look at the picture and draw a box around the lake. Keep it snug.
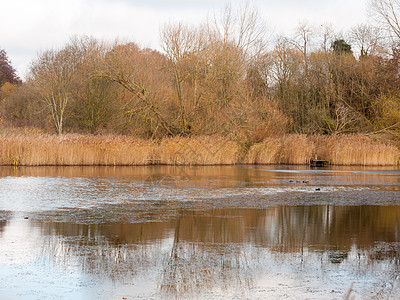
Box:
[0,165,399,299]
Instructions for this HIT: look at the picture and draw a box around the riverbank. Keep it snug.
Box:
[0,132,398,166]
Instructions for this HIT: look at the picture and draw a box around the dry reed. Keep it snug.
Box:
[0,133,156,166]
[245,134,314,165]
[158,136,240,165]
[310,134,399,166]
[246,134,398,166]
[0,132,398,166]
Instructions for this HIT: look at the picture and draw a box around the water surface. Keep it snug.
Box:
[0,165,399,299]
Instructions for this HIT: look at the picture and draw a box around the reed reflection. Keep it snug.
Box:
[1,165,399,188]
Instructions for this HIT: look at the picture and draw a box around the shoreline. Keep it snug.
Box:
[1,133,399,167]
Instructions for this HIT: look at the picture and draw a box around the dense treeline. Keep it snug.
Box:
[1,2,400,148]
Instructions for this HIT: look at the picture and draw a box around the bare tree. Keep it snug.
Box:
[369,0,400,42]
[207,1,268,62]
[290,21,314,74]
[30,36,103,134]
[350,23,383,56]
[96,42,176,136]
[318,23,335,52]
[67,37,116,134]
[161,22,205,133]
[30,48,76,134]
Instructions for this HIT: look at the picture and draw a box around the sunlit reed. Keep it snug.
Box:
[0,132,398,166]
[246,134,398,166]
[310,134,399,166]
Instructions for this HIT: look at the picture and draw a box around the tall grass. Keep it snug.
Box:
[0,132,398,166]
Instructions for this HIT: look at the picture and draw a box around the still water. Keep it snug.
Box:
[0,165,399,299]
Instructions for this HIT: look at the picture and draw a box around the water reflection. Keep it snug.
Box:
[17,205,398,298]
[35,205,400,252]
[0,211,12,236]
[1,165,400,215]
[0,220,7,236]
[1,165,400,298]
[1,165,399,188]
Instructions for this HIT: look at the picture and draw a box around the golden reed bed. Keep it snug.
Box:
[0,133,398,166]
[246,134,399,166]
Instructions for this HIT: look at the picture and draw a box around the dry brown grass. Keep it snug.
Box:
[0,132,398,166]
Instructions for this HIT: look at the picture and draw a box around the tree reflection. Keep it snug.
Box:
[32,205,400,297]
[0,211,12,236]
[159,210,254,297]
[0,220,8,236]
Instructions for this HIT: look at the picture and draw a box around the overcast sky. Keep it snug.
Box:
[1,0,369,79]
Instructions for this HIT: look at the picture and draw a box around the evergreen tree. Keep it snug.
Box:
[332,39,352,54]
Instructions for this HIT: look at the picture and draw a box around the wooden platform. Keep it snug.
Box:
[146,158,161,165]
[310,160,329,167]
